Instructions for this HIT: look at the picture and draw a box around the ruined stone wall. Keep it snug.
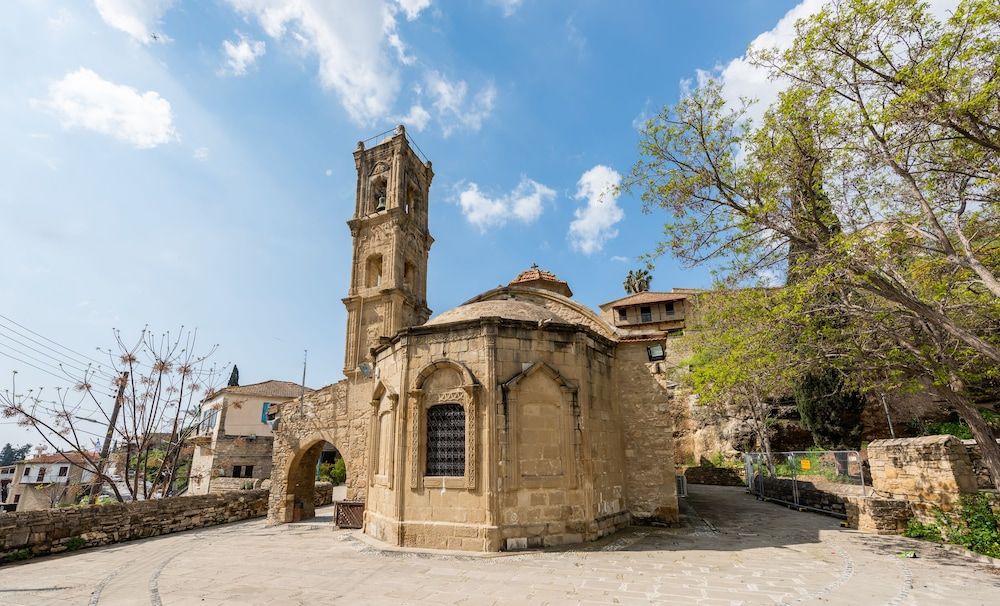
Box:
[0,490,269,564]
[615,342,679,523]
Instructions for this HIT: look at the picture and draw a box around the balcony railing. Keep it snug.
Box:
[19,475,70,485]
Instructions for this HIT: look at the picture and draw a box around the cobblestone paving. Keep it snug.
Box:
[1,485,997,605]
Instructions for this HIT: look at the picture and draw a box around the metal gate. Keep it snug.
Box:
[335,500,365,528]
[744,450,867,518]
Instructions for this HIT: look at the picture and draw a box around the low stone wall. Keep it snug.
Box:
[683,466,746,486]
[867,435,978,517]
[845,497,912,534]
[0,489,269,564]
[750,475,855,516]
[0,483,335,565]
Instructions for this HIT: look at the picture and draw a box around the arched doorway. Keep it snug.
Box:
[284,439,348,522]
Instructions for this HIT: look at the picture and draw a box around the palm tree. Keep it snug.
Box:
[623,269,652,294]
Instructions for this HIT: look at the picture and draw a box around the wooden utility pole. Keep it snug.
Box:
[89,371,128,503]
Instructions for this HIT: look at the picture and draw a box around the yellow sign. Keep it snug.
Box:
[800,459,812,471]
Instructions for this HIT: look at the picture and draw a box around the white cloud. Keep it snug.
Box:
[325,168,333,176]
[221,32,266,76]
[457,177,555,231]
[610,255,630,263]
[35,68,177,149]
[395,103,431,131]
[227,0,404,125]
[425,71,495,136]
[568,165,623,255]
[93,0,175,43]
[492,0,523,17]
[193,147,209,161]
[701,0,960,125]
[397,0,431,20]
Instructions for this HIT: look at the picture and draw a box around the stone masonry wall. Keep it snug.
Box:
[962,439,999,490]
[867,435,978,518]
[0,490,269,564]
[0,485,335,565]
[683,466,746,486]
[750,475,851,516]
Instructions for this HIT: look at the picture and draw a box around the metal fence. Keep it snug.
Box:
[744,450,867,517]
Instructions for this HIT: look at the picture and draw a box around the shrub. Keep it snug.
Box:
[941,494,1000,559]
[318,458,347,485]
[903,519,942,542]
[65,537,86,552]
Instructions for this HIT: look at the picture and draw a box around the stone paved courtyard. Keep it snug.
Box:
[1,485,997,605]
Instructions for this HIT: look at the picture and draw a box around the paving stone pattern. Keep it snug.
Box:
[0,485,997,605]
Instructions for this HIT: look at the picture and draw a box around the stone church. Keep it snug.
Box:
[267,126,680,551]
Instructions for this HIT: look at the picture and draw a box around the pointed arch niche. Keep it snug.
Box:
[501,361,580,490]
[409,360,480,491]
[368,380,398,488]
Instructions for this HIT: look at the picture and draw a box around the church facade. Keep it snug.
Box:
[266,127,680,551]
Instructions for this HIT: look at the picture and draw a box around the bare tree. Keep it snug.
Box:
[1,327,223,504]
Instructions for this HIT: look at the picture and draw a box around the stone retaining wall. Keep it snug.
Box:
[0,483,335,565]
[683,466,746,486]
[750,475,853,516]
[867,435,978,517]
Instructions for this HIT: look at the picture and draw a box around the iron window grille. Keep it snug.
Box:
[640,306,653,322]
[426,403,466,477]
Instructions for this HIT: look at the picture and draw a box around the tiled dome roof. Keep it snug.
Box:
[508,264,573,297]
[425,299,566,326]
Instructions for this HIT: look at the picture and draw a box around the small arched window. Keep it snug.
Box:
[403,262,415,291]
[426,403,465,477]
[371,177,387,213]
[365,254,383,288]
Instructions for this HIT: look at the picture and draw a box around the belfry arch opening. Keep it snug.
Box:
[282,439,347,523]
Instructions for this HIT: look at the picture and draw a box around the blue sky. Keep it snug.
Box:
[0,0,812,447]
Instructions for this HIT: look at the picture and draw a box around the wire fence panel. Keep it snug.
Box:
[744,450,866,519]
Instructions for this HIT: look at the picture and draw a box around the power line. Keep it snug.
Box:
[0,321,117,381]
[0,329,114,381]
[0,344,117,399]
[0,350,117,400]
[0,313,107,368]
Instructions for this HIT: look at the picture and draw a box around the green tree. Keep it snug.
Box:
[794,369,865,449]
[628,0,1000,485]
[683,289,802,472]
[623,269,652,294]
[0,443,32,466]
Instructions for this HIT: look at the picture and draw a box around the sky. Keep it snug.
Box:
[0,0,823,448]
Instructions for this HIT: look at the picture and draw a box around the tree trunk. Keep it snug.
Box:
[935,385,1000,489]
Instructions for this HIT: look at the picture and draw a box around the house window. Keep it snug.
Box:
[58,467,68,477]
[617,308,627,322]
[37,467,46,481]
[647,344,666,361]
[231,465,255,478]
[640,306,652,322]
[202,408,218,432]
[426,404,465,477]
[665,301,675,315]
[261,402,270,424]
[13,495,19,504]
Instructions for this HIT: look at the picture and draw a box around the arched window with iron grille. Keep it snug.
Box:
[425,403,465,477]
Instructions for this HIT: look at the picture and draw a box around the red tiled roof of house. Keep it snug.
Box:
[599,290,692,309]
[206,380,314,401]
[24,451,99,465]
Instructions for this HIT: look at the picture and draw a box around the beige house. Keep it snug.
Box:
[188,380,312,495]
[2,452,96,512]
[266,127,682,551]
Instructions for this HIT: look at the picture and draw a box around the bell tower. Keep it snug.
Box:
[343,125,433,375]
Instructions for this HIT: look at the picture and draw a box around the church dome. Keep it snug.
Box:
[508,264,573,298]
[425,298,567,326]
